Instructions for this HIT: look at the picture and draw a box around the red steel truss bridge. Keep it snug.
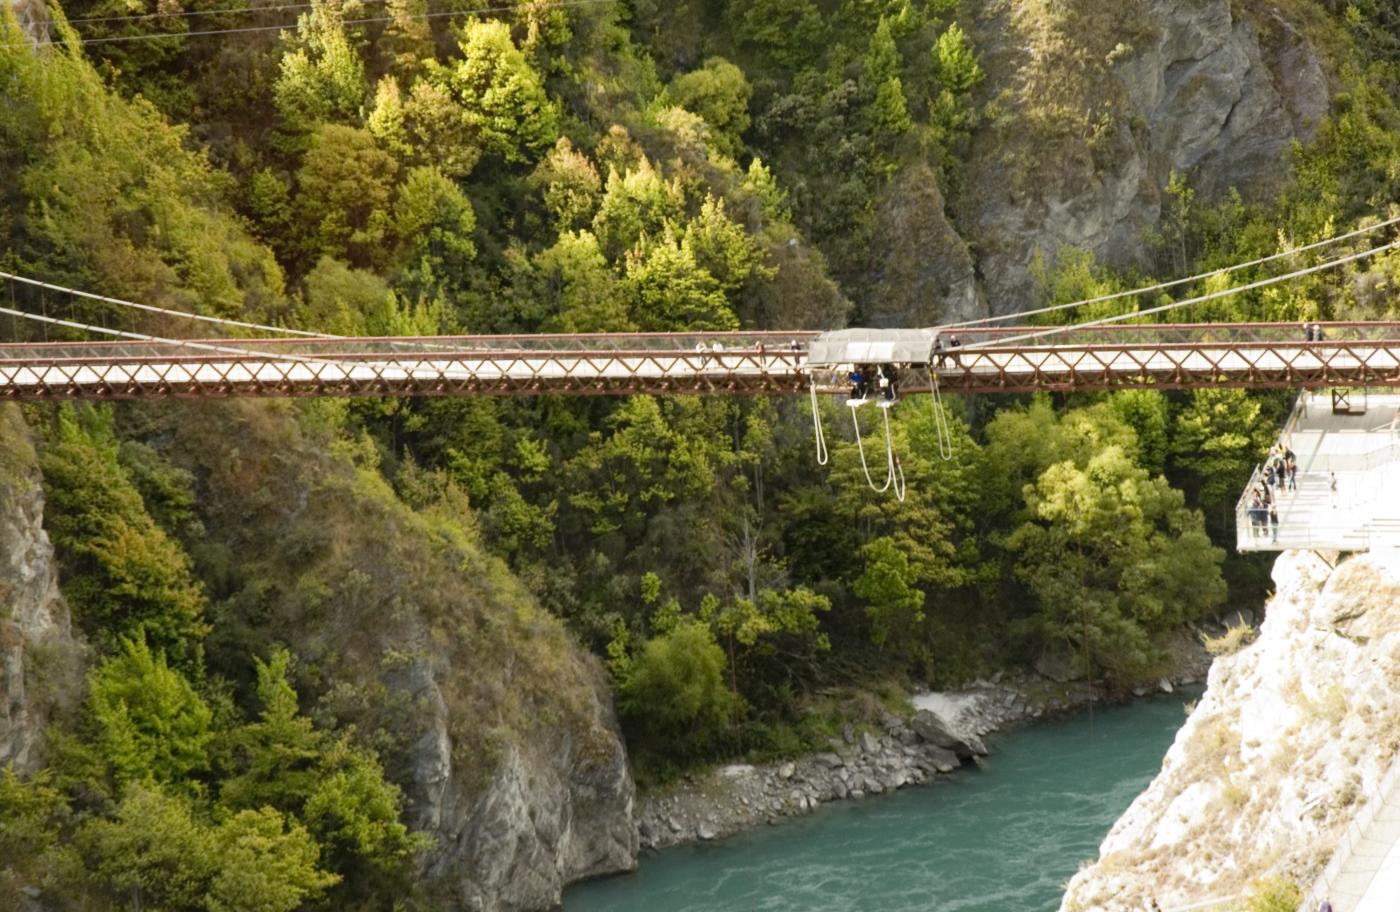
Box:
[5,322,1400,401]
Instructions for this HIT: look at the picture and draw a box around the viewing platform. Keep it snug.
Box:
[1237,390,1400,552]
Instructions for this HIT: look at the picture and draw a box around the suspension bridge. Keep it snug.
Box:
[4,322,1400,401]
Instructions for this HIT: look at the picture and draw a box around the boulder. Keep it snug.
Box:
[911,709,988,759]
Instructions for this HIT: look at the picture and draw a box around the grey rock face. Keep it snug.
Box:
[8,0,51,48]
[416,660,635,912]
[961,0,1330,309]
[865,163,986,327]
[0,405,82,773]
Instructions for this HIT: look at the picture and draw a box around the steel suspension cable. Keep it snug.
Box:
[941,212,1400,331]
[0,271,337,338]
[962,239,1400,350]
[3,0,618,48]
[0,302,345,365]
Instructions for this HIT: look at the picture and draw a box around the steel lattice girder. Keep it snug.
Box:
[7,333,1400,399]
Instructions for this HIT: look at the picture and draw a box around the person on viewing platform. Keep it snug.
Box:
[933,335,946,367]
[1286,452,1298,491]
[1303,322,1314,342]
[1314,323,1326,341]
[789,339,802,353]
[1269,500,1279,542]
[849,366,866,400]
[880,364,898,402]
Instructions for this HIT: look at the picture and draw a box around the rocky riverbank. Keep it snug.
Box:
[636,631,1213,852]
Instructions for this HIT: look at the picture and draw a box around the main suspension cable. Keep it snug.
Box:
[962,239,1399,349]
[0,301,340,365]
[942,212,1400,331]
[0,270,336,338]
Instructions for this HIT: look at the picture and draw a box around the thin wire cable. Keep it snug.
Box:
[0,302,344,365]
[941,212,1400,331]
[0,271,337,338]
[64,0,388,27]
[6,0,617,47]
[963,239,1400,350]
[808,376,829,466]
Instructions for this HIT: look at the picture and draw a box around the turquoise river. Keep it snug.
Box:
[564,690,1195,911]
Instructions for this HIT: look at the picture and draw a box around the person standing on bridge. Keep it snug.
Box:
[1269,499,1279,542]
[1286,449,1298,491]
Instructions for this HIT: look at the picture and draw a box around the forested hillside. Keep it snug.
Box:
[5,0,1400,908]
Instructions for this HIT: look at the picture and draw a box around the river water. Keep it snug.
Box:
[565,690,1194,912]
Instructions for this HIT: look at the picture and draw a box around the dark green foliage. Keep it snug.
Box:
[38,407,208,661]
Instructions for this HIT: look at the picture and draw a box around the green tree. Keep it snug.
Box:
[86,636,213,790]
[1008,447,1226,682]
[215,650,420,884]
[79,783,217,910]
[39,407,208,658]
[393,164,477,286]
[529,137,604,231]
[618,619,737,765]
[591,159,686,260]
[623,228,738,331]
[853,536,926,648]
[668,57,753,157]
[865,18,912,141]
[274,1,367,139]
[430,19,559,163]
[295,124,398,271]
[535,231,632,332]
[684,196,773,297]
[207,808,339,912]
[1170,388,1277,519]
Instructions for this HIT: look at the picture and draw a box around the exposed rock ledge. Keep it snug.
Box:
[1061,550,1400,910]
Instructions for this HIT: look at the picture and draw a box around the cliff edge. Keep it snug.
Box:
[1061,550,1400,909]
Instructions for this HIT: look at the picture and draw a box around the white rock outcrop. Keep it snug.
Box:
[1061,550,1400,910]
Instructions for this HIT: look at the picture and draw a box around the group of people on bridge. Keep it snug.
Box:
[1246,443,1297,541]
[848,364,900,405]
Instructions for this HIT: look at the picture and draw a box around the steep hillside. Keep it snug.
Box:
[123,400,637,909]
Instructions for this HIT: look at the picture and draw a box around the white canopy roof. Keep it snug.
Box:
[806,328,938,366]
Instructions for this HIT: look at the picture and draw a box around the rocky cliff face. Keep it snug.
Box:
[958,0,1330,311]
[1060,550,1400,910]
[0,405,82,773]
[135,401,635,911]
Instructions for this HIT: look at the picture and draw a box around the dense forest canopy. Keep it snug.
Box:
[6,0,1400,907]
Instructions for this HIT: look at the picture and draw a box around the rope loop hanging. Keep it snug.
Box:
[880,403,907,502]
[809,375,829,466]
[850,404,892,494]
[928,370,954,462]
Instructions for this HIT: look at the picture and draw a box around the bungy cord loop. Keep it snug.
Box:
[809,375,829,466]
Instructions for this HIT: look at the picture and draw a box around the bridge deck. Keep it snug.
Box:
[4,323,1400,400]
